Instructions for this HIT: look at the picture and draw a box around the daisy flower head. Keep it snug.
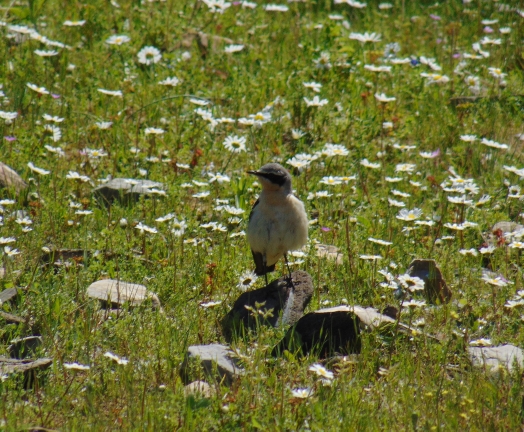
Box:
[106,35,130,45]
[481,274,512,287]
[27,83,49,95]
[304,96,328,107]
[303,81,322,93]
[396,208,422,221]
[309,363,334,380]
[322,143,349,157]
[291,387,314,399]
[237,270,258,291]
[224,44,244,53]
[44,125,61,142]
[223,135,246,153]
[159,77,179,86]
[375,93,396,103]
[137,46,162,65]
[349,32,381,43]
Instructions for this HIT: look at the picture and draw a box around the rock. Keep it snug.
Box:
[0,162,27,193]
[180,344,243,386]
[94,178,164,205]
[0,311,24,324]
[0,287,18,304]
[221,271,313,341]
[8,336,43,359]
[184,381,214,398]
[87,279,161,309]
[0,357,52,388]
[408,259,452,304]
[468,344,524,374]
[272,306,362,358]
[315,244,343,265]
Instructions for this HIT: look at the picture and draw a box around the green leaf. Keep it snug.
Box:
[9,7,30,19]
[251,418,263,429]
[356,216,371,229]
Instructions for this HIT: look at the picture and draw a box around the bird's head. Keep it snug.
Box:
[248,163,292,192]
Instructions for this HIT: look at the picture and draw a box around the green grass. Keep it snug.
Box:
[1,0,524,429]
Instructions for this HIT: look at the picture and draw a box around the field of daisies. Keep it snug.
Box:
[1,0,524,429]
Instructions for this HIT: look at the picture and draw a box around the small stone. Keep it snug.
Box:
[180,344,244,386]
[87,279,161,309]
[0,287,18,304]
[468,344,524,374]
[8,336,43,359]
[0,357,52,388]
[0,162,27,193]
[94,178,164,205]
[408,259,452,304]
[221,271,313,341]
[184,381,214,398]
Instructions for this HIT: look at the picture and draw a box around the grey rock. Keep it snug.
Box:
[0,162,27,193]
[0,287,18,304]
[180,344,244,385]
[184,380,214,398]
[408,259,452,304]
[272,306,362,358]
[8,336,43,359]
[468,344,524,373]
[0,311,24,324]
[221,271,313,341]
[87,279,161,309]
[94,178,164,205]
[0,357,52,388]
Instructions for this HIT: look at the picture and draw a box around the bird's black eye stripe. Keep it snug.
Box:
[260,172,286,186]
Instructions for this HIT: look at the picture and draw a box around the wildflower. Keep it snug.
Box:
[368,237,392,246]
[359,255,382,261]
[202,0,232,13]
[63,20,86,27]
[97,88,122,97]
[104,352,129,365]
[460,135,477,142]
[480,138,508,150]
[224,44,244,53]
[304,96,328,107]
[396,208,422,221]
[35,49,58,57]
[44,125,61,142]
[313,52,332,69]
[137,46,162,65]
[395,163,416,173]
[482,274,512,287]
[320,176,343,186]
[190,98,210,106]
[488,67,506,80]
[43,114,64,123]
[171,218,187,236]
[200,300,222,308]
[388,198,405,207]
[460,248,479,256]
[63,362,90,371]
[223,135,246,153]
[135,222,157,234]
[291,129,305,140]
[4,246,20,257]
[159,77,179,86]
[403,299,426,308]
[27,83,49,95]
[364,65,391,73]
[193,191,211,198]
[291,388,314,399]
[303,81,322,92]
[509,241,524,249]
[322,143,349,157]
[106,35,130,45]
[361,158,381,169]
[27,162,50,175]
[447,195,473,205]
[264,4,289,12]
[309,363,334,380]
[397,274,425,292]
[144,127,164,135]
[85,148,108,158]
[505,299,524,309]
[307,191,332,200]
[419,56,441,71]
[237,270,258,291]
[375,93,396,103]
[96,121,113,129]
[419,150,440,158]
[349,32,381,43]
[421,73,450,85]
[0,111,17,121]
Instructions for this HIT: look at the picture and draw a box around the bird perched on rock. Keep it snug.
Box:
[247,163,308,284]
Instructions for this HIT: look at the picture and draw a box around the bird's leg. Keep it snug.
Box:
[284,254,295,289]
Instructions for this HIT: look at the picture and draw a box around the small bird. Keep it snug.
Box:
[247,163,308,284]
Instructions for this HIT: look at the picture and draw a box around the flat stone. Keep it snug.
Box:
[0,311,25,324]
[0,357,52,375]
[184,380,214,398]
[221,271,313,341]
[87,279,161,309]
[180,344,243,385]
[272,307,362,358]
[468,344,524,373]
[94,178,164,205]
[8,336,43,359]
[0,287,18,304]
[408,259,452,304]
[0,162,27,193]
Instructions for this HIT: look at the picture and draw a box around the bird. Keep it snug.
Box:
[247,163,308,285]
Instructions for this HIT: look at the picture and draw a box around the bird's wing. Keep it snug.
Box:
[251,250,275,275]
[248,198,259,222]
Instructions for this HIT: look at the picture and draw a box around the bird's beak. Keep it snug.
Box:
[247,170,260,176]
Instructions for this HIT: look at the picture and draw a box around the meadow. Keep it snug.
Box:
[1,0,524,429]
